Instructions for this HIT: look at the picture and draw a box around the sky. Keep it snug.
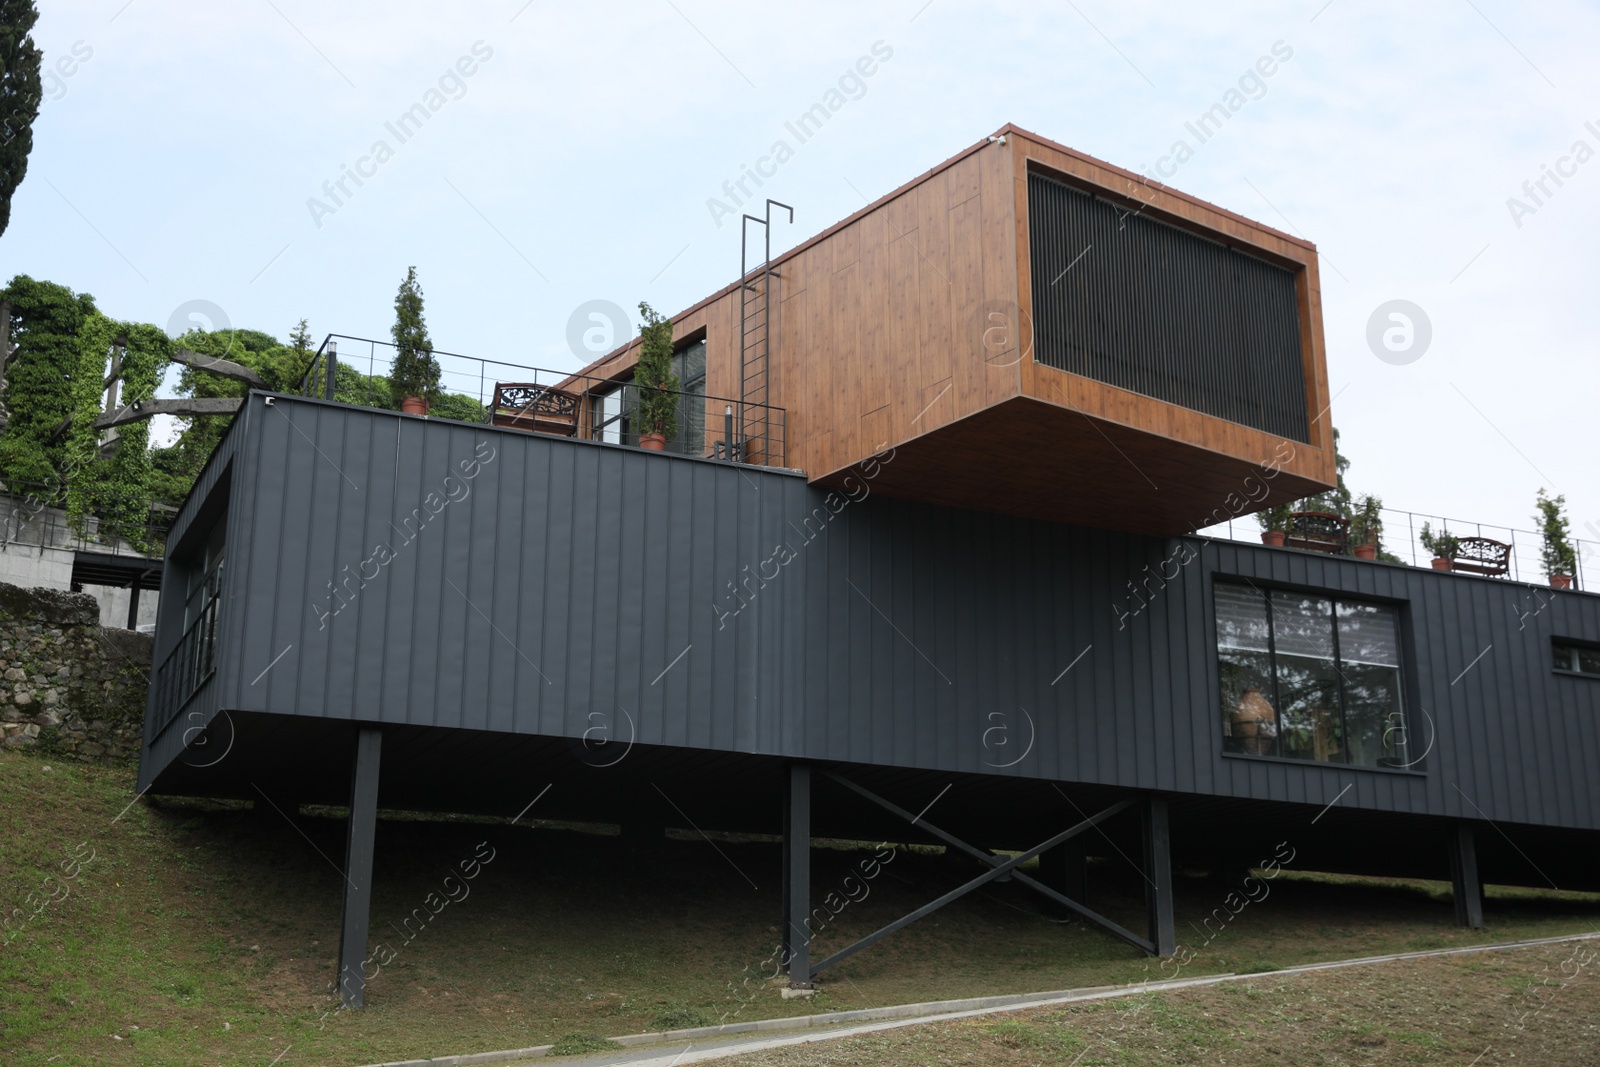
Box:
[4,0,1596,568]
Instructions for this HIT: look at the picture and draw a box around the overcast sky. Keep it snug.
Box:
[5,1,1596,566]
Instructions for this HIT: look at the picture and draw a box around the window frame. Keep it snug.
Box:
[1210,575,1424,775]
[1552,638,1600,679]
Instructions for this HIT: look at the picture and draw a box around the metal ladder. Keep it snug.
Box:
[735,199,793,465]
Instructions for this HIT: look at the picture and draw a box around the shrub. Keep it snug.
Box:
[634,302,678,438]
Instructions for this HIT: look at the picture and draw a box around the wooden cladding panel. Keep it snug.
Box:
[818,396,1331,538]
[565,125,1333,499]
[773,143,1021,482]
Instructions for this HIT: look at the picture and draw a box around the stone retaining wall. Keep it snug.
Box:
[0,581,151,762]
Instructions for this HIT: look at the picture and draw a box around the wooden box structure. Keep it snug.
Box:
[568,124,1336,536]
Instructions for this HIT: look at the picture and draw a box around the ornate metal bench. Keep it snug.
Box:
[1284,511,1350,555]
[1451,536,1511,577]
[489,382,580,437]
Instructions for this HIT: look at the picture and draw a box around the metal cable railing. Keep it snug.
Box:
[297,334,788,468]
[1199,505,1595,590]
[0,479,171,558]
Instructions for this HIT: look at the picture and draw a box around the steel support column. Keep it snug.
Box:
[1142,795,1176,958]
[782,763,811,987]
[1448,822,1485,929]
[337,727,382,1008]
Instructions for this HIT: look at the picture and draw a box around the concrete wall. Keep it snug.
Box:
[0,493,161,631]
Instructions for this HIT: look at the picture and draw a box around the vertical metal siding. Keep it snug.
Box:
[1027,171,1310,442]
[144,396,1600,832]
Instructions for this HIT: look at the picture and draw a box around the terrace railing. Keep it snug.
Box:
[0,479,171,559]
[1200,505,1596,591]
[297,334,788,468]
[149,592,220,736]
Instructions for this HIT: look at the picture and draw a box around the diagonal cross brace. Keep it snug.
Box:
[823,772,1154,955]
[808,790,1139,977]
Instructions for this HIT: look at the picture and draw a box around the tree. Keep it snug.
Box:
[0,1,42,238]
[1301,426,1352,521]
[287,318,314,386]
[152,321,316,508]
[634,301,677,438]
[1419,522,1458,562]
[389,266,439,404]
[84,322,165,548]
[0,274,97,491]
[427,392,485,423]
[1535,488,1576,578]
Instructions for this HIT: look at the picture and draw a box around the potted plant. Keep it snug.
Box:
[633,302,678,451]
[1419,522,1458,571]
[389,267,440,415]
[1257,502,1292,547]
[1350,494,1382,560]
[1535,488,1576,589]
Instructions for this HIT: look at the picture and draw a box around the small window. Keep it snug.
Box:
[1216,581,1411,769]
[1554,641,1600,677]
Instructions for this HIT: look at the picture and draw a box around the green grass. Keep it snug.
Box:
[717,943,1600,1066]
[547,1031,619,1055]
[3,750,1598,1066]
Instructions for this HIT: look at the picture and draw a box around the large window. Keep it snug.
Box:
[666,339,707,457]
[589,339,708,454]
[1216,581,1410,769]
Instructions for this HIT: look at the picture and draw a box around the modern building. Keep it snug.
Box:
[137,125,1600,1009]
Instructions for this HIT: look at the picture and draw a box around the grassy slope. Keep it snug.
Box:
[1,751,1597,1066]
[721,942,1600,1066]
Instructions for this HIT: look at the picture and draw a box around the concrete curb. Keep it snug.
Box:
[356,930,1600,1066]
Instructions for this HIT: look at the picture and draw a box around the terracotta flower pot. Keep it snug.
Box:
[1261,530,1286,547]
[1550,573,1573,590]
[639,433,667,452]
[1354,544,1377,560]
[1431,557,1452,571]
[400,396,429,415]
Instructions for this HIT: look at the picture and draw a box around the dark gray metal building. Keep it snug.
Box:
[140,391,1600,1006]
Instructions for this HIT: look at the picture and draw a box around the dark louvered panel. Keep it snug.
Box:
[1028,170,1310,443]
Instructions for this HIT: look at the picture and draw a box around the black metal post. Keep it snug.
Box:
[337,727,382,1008]
[125,583,141,630]
[782,763,811,987]
[1142,796,1176,957]
[325,340,338,401]
[1449,822,1485,929]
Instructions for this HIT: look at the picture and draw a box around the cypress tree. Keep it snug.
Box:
[0,1,43,238]
[389,266,439,404]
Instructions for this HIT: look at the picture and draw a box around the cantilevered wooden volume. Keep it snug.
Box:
[569,123,1336,537]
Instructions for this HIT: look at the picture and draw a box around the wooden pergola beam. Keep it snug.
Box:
[166,348,266,388]
[94,397,243,430]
